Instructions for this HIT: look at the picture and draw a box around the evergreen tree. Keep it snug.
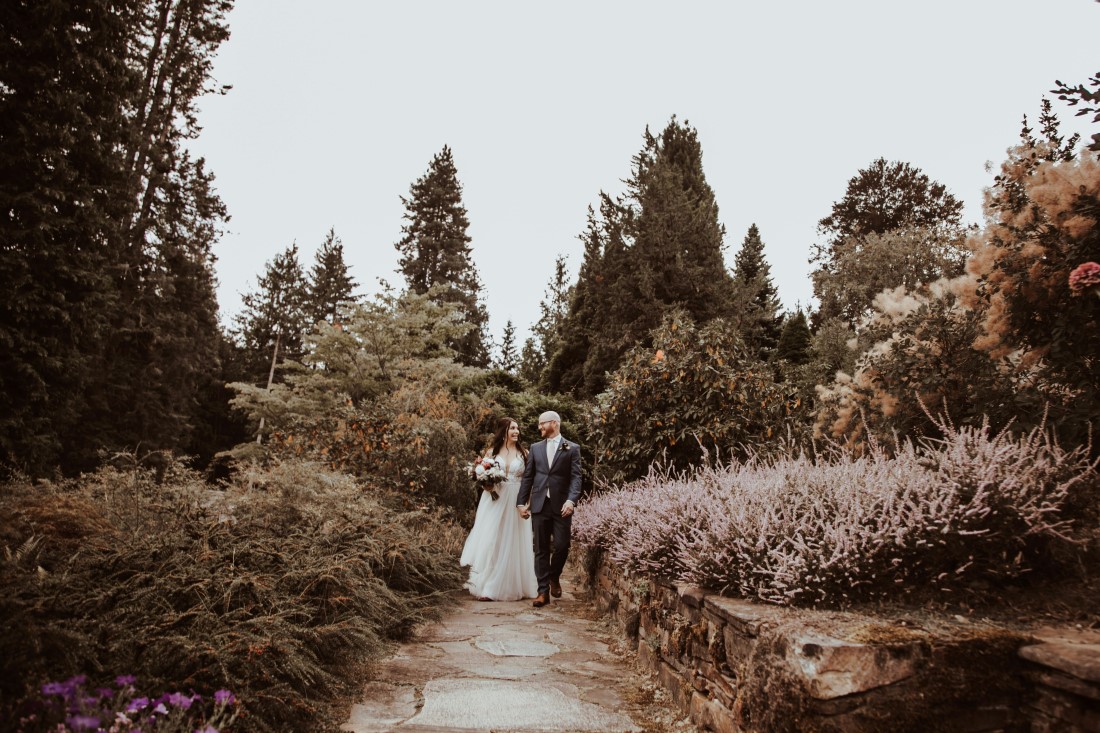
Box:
[729,224,783,361]
[519,254,572,385]
[395,145,489,367]
[234,243,312,383]
[0,0,231,474]
[496,320,519,374]
[548,118,735,397]
[545,197,626,395]
[776,309,812,365]
[308,227,357,325]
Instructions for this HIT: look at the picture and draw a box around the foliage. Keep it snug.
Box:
[520,254,572,386]
[1054,67,1100,153]
[812,158,965,326]
[575,421,1098,606]
[729,224,783,361]
[307,228,358,326]
[395,145,489,367]
[587,314,806,486]
[546,119,736,397]
[0,459,465,732]
[495,320,519,374]
[812,283,1034,447]
[775,309,811,365]
[232,243,312,382]
[17,674,238,733]
[0,0,231,475]
[811,225,970,327]
[963,147,1100,448]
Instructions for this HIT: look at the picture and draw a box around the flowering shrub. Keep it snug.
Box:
[17,674,237,732]
[575,420,1097,606]
[1069,261,1100,296]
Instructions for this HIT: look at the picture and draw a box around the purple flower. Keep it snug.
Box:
[115,674,137,687]
[95,687,114,699]
[65,674,89,688]
[152,702,169,715]
[66,714,101,731]
[166,691,194,709]
[213,689,236,706]
[126,696,150,713]
[41,681,68,696]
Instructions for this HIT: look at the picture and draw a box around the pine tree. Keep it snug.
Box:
[496,320,519,373]
[235,243,312,383]
[776,309,812,365]
[729,224,783,361]
[519,254,572,385]
[545,197,626,395]
[308,228,357,325]
[0,0,231,474]
[548,118,735,397]
[395,146,489,367]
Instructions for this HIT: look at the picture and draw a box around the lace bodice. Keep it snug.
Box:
[491,453,525,480]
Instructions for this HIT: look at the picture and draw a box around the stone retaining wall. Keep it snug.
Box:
[588,553,1100,733]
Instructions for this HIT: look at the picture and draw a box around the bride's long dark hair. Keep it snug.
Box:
[488,416,527,460]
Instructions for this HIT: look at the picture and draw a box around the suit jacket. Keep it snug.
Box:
[517,436,582,514]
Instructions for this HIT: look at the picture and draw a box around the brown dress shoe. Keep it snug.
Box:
[532,593,549,607]
[549,579,562,598]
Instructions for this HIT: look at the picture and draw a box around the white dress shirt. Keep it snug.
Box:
[545,435,561,465]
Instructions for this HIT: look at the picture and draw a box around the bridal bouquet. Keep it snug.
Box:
[470,456,506,500]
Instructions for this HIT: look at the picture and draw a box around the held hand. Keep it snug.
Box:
[561,500,574,518]
[517,506,530,519]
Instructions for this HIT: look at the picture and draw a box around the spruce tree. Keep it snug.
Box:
[545,197,627,395]
[519,254,572,386]
[549,118,735,397]
[776,309,812,365]
[235,243,312,383]
[730,224,783,361]
[308,228,357,325]
[496,320,519,374]
[395,146,489,367]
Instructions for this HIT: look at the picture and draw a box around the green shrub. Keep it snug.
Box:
[0,458,465,732]
[588,314,809,486]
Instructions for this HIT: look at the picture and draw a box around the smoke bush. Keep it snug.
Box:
[575,421,1097,606]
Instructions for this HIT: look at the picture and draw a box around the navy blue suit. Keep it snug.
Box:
[518,436,582,595]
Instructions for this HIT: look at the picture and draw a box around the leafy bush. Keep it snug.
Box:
[575,419,1098,606]
[0,458,465,732]
[587,314,808,486]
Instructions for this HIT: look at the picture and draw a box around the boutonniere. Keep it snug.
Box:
[560,441,571,451]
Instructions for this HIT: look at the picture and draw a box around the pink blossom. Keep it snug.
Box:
[1068,261,1100,295]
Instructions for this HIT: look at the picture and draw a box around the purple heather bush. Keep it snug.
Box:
[574,419,1098,606]
[17,674,237,732]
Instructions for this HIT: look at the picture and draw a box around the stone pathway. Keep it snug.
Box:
[342,573,689,733]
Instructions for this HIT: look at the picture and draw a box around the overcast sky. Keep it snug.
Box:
[189,0,1098,349]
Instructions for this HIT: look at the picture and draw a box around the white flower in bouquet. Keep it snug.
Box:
[470,456,506,500]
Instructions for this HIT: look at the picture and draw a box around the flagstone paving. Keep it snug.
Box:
[342,572,696,733]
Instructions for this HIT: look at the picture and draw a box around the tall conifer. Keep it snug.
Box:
[308,228,357,325]
[548,118,735,397]
[395,146,489,367]
[730,224,783,361]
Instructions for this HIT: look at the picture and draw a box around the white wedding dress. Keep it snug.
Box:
[460,453,537,601]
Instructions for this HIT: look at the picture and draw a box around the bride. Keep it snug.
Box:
[460,417,538,601]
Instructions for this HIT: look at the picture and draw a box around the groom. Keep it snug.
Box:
[518,410,582,608]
